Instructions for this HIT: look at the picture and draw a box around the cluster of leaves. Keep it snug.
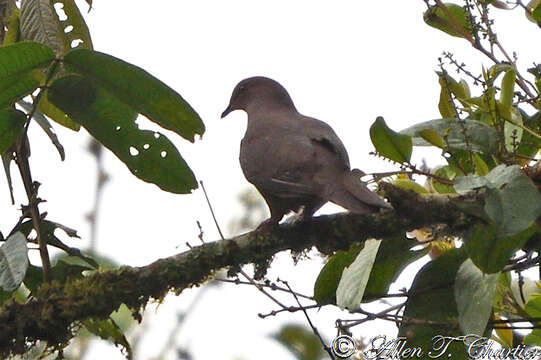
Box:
[312,1,541,357]
[0,0,204,357]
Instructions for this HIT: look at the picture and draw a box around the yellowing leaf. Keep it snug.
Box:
[418,129,446,149]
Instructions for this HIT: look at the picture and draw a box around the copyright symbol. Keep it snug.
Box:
[332,335,356,358]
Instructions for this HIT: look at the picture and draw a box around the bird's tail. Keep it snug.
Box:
[328,169,392,214]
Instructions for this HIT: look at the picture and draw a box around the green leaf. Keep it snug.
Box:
[20,0,67,55]
[503,107,523,153]
[439,72,471,101]
[454,259,499,335]
[526,0,541,23]
[273,324,327,360]
[437,72,471,118]
[0,288,15,308]
[500,68,516,110]
[38,93,81,131]
[0,109,26,154]
[431,166,457,194]
[63,49,205,142]
[454,174,490,192]
[517,111,541,159]
[399,249,468,360]
[0,232,28,292]
[472,153,489,176]
[2,150,15,204]
[463,224,537,274]
[524,296,541,346]
[392,179,429,194]
[3,7,20,46]
[488,0,511,9]
[336,239,381,310]
[418,128,446,149]
[24,260,92,293]
[48,75,198,193]
[17,219,98,269]
[525,295,541,317]
[438,75,456,118]
[84,318,132,359]
[17,100,65,160]
[485,165,541,236]
[364,234,427,299]
[313,244,361,305]
[524,329,541,346]
[423,3,472,39]
[456,166,541,272]
[315,236,427,306]
[55,0,93,50]
[369,116,412,163]
[0,41,55,108]
[401,118,499,154]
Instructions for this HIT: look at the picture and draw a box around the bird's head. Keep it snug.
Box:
[221,76,296,118]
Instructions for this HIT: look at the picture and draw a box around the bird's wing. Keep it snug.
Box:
[241,115,351,199]
[301,116,350,169]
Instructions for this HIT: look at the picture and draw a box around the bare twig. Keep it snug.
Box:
[13,59,60,282]
[199,180,288,309]
[218,278,314,300]
[280,279,335,359]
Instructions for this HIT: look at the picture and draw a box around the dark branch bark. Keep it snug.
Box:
[0,184,483,357]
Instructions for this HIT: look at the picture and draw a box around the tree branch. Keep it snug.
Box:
[0,184,482,357]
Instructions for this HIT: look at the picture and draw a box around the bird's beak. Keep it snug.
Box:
[221,105,232,118]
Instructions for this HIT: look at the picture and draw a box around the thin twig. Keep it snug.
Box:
[258,304,322,318]
[280,279,335,360]
[199,180,288,309]
[218,278,314,300]
[340,303,406,329]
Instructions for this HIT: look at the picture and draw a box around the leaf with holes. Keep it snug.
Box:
[0,232,29,292]
[48,75,197,193]
[3,7,20,45]
[0,41,55,108]
[63,49,205,142]
[54,0,93,50]
[0,109,26,154]
[20,0,68,55]
[369,117,412,163]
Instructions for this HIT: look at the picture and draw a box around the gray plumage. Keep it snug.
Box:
[222,76,391,225]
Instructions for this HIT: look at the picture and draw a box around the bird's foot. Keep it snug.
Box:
[256,218,279,232]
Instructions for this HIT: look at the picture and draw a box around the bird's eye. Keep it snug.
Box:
[239,85,246,92]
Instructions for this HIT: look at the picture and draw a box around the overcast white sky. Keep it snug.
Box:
[1,1,539,359]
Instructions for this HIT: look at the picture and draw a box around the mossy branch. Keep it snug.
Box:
[0,184,482,357]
